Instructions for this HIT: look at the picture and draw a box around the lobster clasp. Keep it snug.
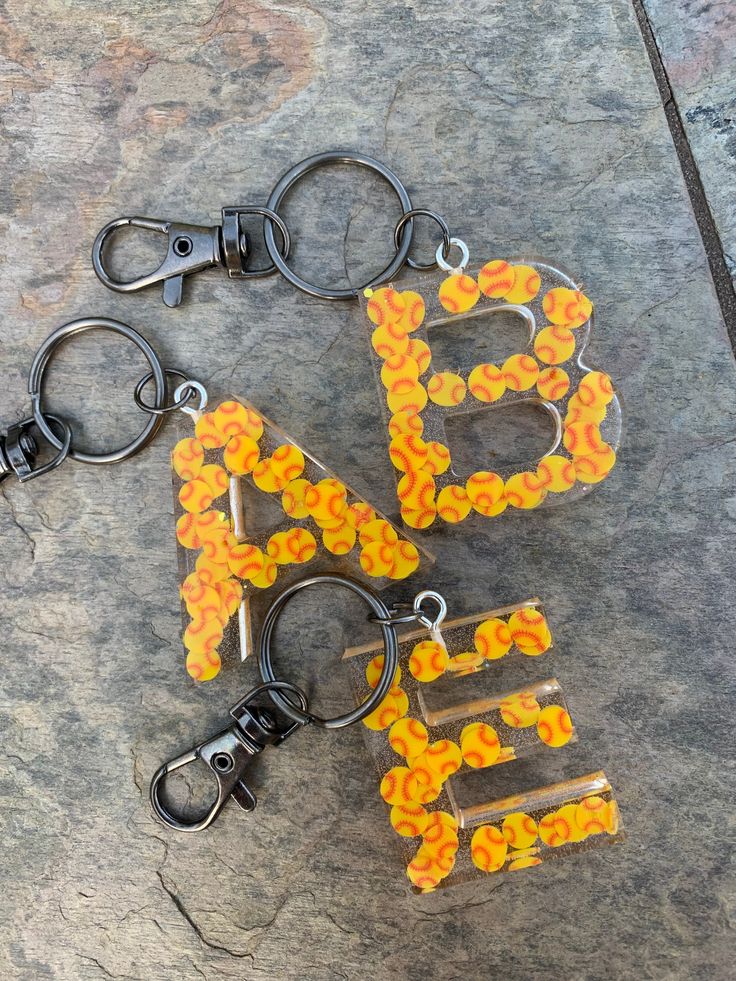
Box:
[92,216,224,308]
[150,682,308,833]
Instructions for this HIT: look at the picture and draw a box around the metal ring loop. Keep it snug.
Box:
[230,206,291,279]
[28,318,166,465]
[436,237,470,272]
[258,573,399,729]
[134,369,198,416]
[394,209,451,272]
[264,151,414,300]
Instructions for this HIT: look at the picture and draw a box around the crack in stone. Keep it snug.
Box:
[155,870,254,962]
[0,484,36,559]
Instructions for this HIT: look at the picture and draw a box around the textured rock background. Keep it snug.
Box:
[0,1,733,978]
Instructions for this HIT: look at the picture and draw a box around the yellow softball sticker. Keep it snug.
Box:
[466,471,504,510]
[436,485,472,523]
[502,353,539,392]
[388,540,420,580]
[427,372,467,407]
[502,812,538,849]
[172,437,205,481]
[468,363,505,403]
[386,381,428,416]
[438,272,480,313]
[507,608,551,655]
[499,691,541,728]
[179,478,214,514]
[194,412,227,449]
[381,353,420,394]
[460,723,501,768]
[406,337,431,373]
[252,458,287,493]
[366,286,406,326]
[270,444,305,482]
[537,367,570,401]
[504,264,541,304]
[389,717,429,758]
[390,802,429,837]
[397,470,435,511]
[227,543,265,581]
[536,705,574,747]
[471,825,507,872]
[389,434,428,472]
[197,464,229,499]
[534,324,575,365]
[408,639,449,682]
[396,290,426,332]
[477,259,515,298]
[422,441,451,475]
[400,503,437,529]
[504,472,545,509]
[388,410,423,438]
[365,654,401,689]
[185,649,221,682]
[223,435,260,475]
[575,796,609,835]
[372,322,409,359]
[537,455,576,493]
[360,541,395,577]
[362,693,401,731]
[380,766,419,806]
[474,617,512,660]
[425,739,462,778]
[577,370,615,407]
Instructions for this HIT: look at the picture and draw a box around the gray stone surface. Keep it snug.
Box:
[0,1,733,978]
[642,0,736,283]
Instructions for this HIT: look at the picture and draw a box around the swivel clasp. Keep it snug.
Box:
[0,415,72,483]
[92,208,291,307]
[150,682,308,832]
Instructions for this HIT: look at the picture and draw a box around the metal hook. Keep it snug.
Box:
[92,209,290,307]
[150,681,308,833]
[92,216,223,308]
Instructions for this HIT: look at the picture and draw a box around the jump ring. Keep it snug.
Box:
[393,209,451,272]
[258,573,399,729]
[436,237,470,272]
[28,318,166,465]
[264,151,414,300]
[134,369,199,416]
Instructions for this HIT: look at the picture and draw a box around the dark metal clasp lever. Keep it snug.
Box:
[150,682,308,832]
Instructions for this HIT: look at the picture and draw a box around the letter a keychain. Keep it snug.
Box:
[1,150,625,893]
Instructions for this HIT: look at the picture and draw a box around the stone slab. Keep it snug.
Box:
[0,1,733,978]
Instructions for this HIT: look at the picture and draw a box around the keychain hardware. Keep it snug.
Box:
[151,573,411,830]
[0,414,71,483]
[92,208,291,308]
[2,317,204,484]
[150,680,309,832]
[92,151,463,305]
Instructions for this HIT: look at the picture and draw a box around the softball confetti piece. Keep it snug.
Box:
[471,825,508,872]
[427,372,467,407]
[504,264,541,304]
[380,766,419,806]
[436,485,472,523]
[499,691,541,728]
[390,802,429,837]
[366,286,406,326]
[172,437,205,480]
[438,272,480,313]
[478,259,515,298]
[185,649,222,682]
[397,290,426,332]
[389,718,429,759]
[474,617,512,660]
[460,723,501,768]
[194,412,227,449]
[502,812,538,849]
[223,435,260,475]
[372,321,410,359]
[409,639,449,682]
[468,363,505,403]
[537,705,574,747]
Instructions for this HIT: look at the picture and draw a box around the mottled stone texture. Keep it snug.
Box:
[0,1,733,979]
[642,0,736,283]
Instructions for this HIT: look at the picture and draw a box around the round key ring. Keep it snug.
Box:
[258,573,399,729]
[28,317,167,465]
[264,150,415,301]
